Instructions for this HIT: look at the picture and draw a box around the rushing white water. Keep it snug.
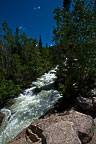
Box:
[0,67,62,144]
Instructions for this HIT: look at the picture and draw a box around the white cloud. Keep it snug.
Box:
[33,6,41,10]
[19,26,23,30]
[37,6,40,9]
[18,26,25,31]
[34,7,37,10]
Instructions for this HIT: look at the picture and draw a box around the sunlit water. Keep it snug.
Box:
[0,67,62,144]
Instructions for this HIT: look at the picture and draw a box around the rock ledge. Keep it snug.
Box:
[7,109,94,144]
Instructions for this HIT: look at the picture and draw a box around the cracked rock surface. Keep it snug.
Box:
[7,109,95,144]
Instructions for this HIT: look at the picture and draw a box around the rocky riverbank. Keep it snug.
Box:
[7,94,96,144]
[1,68,96,144]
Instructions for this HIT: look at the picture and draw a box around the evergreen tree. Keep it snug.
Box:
[39,35,43,52]
[63,0,72,11]
[15,27,20,54]
[2,21,15,77]
[53,0,96,103]
[46,43,48,48]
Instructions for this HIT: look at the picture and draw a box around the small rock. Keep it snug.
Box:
[0,111,5,126]
[26,128,40,142]
[76,96,94,111]
[92,97,96,108]
[94,118,96,126]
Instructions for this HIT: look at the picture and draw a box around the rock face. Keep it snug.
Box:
[0,111,5,127]
[63,110,94,143]
[88,118,96,144]
[7,125,45,144]
[7,110,94,144]
[43,121,81,144]
[33,110,94,144]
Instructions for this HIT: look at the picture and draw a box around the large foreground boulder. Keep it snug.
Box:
[8,121,81,144]
[87,118,96,144]
[43,121,81,144]
[33,110,94,143]
[7,110,94,144]
[62,110,94,143]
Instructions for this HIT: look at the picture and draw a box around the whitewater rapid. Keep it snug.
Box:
[0,67,62,144]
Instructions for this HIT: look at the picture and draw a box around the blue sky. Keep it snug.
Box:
[0,0,63,46]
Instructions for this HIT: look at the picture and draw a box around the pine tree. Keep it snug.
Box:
[53,0,96,101]
[39,35,43,52]
[63,0,72,11]
[46,43,48,48]
[2,21,15,77]
[15,27,20,54]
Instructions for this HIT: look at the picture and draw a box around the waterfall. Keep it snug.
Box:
[0,67,62,144]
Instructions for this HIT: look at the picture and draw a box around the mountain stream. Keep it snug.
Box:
[0,67,62,144]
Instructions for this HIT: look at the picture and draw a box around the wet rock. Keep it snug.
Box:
[0,111,5,126]
[76,96,94,111]
[34,83,55,94]
[7,125,45,144]
[7,129,28,144]
[26,128,40,142]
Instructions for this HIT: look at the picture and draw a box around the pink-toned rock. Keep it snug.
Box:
[87,128,96,144]
[33,110,94,143]
[87,118,96,144]
[7,110,94,144]
[63,110,94,143]
[7,125,44,144]
[43,121,81,144]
